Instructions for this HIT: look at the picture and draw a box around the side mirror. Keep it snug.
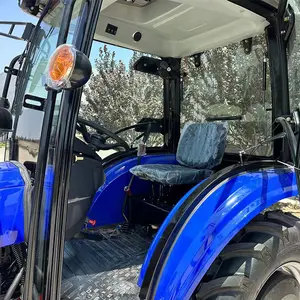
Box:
[19,0,40,15]
[46,44,92,91]
[0,107,12,131]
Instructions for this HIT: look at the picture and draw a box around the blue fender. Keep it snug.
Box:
[0,162,27,247]
[0,161,53,247]
[138,180,205,287]
[141,164,298,299]
[87,154,177,227]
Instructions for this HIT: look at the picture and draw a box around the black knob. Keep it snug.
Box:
[133,31,142,42]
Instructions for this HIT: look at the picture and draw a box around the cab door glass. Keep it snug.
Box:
[26,1,87,298]
[15,28,60,163]
[12,6,63,163]
[13,0,85,164]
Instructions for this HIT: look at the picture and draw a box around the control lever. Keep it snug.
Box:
[142,123,152,144]
[137,140,146,157]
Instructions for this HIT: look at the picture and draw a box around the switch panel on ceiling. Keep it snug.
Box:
[106,23,118,35]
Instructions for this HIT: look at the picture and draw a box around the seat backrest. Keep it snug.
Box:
[176,122,228,169]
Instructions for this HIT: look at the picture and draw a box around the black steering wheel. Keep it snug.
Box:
[77,117,130,151]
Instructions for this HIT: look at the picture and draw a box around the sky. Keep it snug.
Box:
[90,42,132,68]
[0,1,36,72]
[0,1,131,72]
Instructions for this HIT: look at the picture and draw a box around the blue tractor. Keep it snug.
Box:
[1,0,300,299]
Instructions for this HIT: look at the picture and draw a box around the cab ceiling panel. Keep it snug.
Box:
[94,0,270,58]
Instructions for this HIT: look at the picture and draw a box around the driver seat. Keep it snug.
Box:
[130,122,228,185]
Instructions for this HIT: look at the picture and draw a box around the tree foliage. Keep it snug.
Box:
[81,46,163,143]
[183,36,275,155]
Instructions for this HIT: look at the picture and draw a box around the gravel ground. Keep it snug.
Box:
[265,198,300,218]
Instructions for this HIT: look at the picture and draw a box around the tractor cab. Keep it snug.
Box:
[1,0,300,299]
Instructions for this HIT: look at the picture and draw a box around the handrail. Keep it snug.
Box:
[0,21,34,41]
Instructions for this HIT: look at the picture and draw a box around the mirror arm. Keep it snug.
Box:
[142,123,152,144]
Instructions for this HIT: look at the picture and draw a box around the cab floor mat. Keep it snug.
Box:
[61,230,151,300]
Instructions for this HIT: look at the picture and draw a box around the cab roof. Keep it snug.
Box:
[21,0,278,57]
[96,0,270,57]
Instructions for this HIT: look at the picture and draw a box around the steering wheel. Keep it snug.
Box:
[77,117,130,151]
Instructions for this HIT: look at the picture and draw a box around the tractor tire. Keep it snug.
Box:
[195,211,300,300]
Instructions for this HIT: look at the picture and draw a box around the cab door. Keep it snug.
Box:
[22,1,104,299]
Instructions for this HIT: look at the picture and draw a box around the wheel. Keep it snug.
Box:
[195,211,300,300]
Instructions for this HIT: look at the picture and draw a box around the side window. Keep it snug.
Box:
[181,34,272,156]
[80,42,164,158]
[288,1,300,110]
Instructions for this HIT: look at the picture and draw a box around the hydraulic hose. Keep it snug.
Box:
[276,117,300,195]
[276,117,297,162]
[3,267,24,300]
[11,244,26,291]
[11,245,23,271]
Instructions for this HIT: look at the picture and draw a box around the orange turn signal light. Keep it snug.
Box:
[49,45,75,82]
[46,44,92,90]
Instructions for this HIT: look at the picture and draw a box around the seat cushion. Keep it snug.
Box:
[130,164,213,185]
[176,122,228,169]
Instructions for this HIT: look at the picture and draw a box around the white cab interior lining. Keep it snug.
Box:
[94,0,269,57]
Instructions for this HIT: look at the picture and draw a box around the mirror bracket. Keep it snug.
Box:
[4,66,19,76]
[23,94,46,111]
[283,4,295,44]
[0,97,10,109]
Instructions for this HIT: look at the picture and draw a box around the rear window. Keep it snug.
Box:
[181,34,272,156]
[288,1,300,111]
